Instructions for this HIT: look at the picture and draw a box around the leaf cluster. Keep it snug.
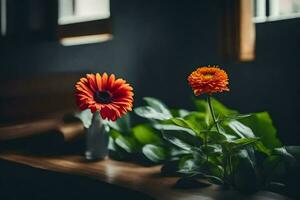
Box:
[134,97,300,197]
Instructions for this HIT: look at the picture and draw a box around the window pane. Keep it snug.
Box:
[279,0,300,15]
[253,0,300,22]
[59,0,110,25]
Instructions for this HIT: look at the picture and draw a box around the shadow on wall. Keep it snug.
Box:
[0,73,85,124]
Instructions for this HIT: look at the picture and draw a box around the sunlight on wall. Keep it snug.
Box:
[60,33,113,46]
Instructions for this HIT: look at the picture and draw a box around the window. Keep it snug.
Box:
[0,0,7,36]
[253,0,300,22]
[58,0,112,46]
[221,0,256,61]
[58,0,110,25]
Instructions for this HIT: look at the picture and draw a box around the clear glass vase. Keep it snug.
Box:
[85,111,109,161]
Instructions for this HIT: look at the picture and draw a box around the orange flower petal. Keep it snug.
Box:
[101,72,108,90]
[188,66,229,96]
[95,73,102,91]
[86,74,98,92]
[107,74,115,89]
[75,72,134,121]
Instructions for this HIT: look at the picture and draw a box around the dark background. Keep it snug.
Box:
[0,0,299,144]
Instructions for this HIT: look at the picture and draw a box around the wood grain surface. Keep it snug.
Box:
[0,152,292,200]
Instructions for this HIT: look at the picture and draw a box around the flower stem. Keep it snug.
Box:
[207,96,228,186]
[207,96,220,133]
[204,130,208,162]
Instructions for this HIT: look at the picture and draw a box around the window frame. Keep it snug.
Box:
[57,0,112,46]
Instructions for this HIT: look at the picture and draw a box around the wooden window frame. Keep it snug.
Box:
[222,0,256,62]
[57,0,112,46]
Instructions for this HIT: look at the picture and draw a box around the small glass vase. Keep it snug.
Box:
[85,111,109,161]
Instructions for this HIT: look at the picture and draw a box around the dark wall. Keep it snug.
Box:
[0,0,299,144]
[225,18,300,145]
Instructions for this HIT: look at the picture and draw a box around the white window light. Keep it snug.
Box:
[58,0,110,25]
[1,0,7,36]
[253,0,300,23]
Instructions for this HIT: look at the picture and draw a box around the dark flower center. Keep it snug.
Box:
[94,91,112,104]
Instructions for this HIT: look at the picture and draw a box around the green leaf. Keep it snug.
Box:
[230,137,259,145]
[109,129,122,140]
[225,137,260,151]
[223,120,270,155]
[193,99,212,127]
[206,144,223,155]
[162,129,202,151]
[194,98,237,129]
[134,106,171,120]
[234,149,258,193]
[160,112,207,137]
[75,109,93,128]
[194,98,207,113]
[171,109,190,118]
[273,147,294,159]
[142,144,167,163]
[239,112,282,149]
[108,138,129,160]
[171,118,201,135]
[226,120,255,138]
[178,155,198,172]
[132,124,161,145]
[204,174,224,185]
[153,124,196,136]
[115,136,139,153]
[143,97,172,118]
[170,148,190,157]
[219,113,252,121]
[203,129,234,143]
[285,146,300,161]
[194,97,237,116]
[106,113,131,134]
[263,155,287,184]
[184,112,207,132]
[162,133,192,151]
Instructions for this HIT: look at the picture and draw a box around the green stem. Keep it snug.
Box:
[207,96,220,133]
[229,154,234,186]
[204,131,208,162]
[207,96,228,186]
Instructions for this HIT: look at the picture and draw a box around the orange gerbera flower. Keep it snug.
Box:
[75,73,134,121]
[188,66,229,96]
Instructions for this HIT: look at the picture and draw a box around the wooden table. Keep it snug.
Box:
[0,152,292,200]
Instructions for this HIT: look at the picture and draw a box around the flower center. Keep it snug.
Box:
[203,73,214,78]
[94,91,112,104]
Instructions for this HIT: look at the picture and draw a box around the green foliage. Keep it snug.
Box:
[134,106,171,121]
[133,96,298,195]
[106,114,131,134]
[194,97,237,116]
[143,97,173,118]
[74,109,93,128]
[142,144,167,163]
[224,137,260,152]
[78,96,298,196]
[239,112,282,149]
[115,135,139,153]
[233,150,258,193]
[134,97,173,120]
[132,124,161,145]
[162,129,201,151]
[106,112,167,163]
